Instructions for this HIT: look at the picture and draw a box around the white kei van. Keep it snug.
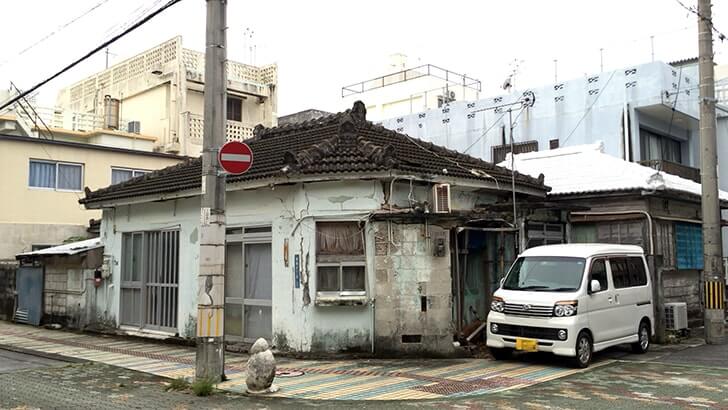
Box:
[486,244,654,367]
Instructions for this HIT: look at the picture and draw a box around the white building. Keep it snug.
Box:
[380,60,728,257]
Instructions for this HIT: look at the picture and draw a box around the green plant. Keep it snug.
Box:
[165,377,190,392]
[191,377,215,396]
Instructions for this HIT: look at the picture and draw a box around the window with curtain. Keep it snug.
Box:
[640,128,683,164]
[112,167,149,185]
[316,221,366,295]
[29,160,82,190]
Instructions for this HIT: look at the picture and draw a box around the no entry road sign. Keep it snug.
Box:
[218,141,253,175]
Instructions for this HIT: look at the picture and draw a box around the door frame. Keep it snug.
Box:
[225,225,273,342]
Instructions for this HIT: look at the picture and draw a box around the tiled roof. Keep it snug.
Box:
[81,102,547,206]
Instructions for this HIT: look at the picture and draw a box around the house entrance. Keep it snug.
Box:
[120,230,179,332]
[224,226,272,342]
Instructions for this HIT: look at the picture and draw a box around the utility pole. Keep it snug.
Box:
[697,0,726,345]
[196,0,228,380]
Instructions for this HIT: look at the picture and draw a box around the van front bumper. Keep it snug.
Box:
[486,312,588,357]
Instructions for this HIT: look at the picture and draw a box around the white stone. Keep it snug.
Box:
[245,337,276,394]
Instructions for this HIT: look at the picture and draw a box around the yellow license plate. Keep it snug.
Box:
[515,337,538,352]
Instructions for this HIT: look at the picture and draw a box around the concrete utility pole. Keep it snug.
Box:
[196,0,228,380]
[697,0,726,345]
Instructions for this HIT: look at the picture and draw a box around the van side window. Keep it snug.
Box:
[627,257,648,287]
[610,257,647,288]
[589,259,608,291]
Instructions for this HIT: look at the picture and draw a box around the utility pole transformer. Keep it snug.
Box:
[196,0,228,380]
[697,0,726,345]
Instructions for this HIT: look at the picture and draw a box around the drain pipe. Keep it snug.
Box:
[570,210,654,255]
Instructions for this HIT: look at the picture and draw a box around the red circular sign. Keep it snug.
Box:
[218,141,253,175]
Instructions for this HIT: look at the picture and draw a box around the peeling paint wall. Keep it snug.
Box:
[372,221,455,356]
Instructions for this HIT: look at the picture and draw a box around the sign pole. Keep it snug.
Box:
[196,0,228,381]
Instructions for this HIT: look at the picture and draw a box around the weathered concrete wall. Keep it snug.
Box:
[662,269,702,327]
[0,262,16,321]
[372,221,455,356]
[0,223,87,262]
[42,250,102,329]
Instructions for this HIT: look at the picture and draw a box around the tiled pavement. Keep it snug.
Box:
[0,321,601,401]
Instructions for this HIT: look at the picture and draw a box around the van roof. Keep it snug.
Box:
[520,243,645,258]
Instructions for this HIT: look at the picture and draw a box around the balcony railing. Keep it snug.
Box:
[14,104,134,134]
[184,112,255,145]
[638,159,701,183]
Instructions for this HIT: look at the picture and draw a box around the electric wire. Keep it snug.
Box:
[560,68,619,147]
[674,0,727,41]
[0,0,184,112]
[0,0,115,69]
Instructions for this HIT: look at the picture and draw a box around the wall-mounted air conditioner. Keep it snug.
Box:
[433,183,451,213]
[665,302,688,331]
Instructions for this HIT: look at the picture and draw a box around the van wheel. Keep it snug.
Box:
[631,321,650,354]
[490,348,512,360]
[572,331,592,368]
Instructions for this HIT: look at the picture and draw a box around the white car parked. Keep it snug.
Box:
[486,244,654,368]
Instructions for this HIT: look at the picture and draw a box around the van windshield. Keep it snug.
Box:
[502,256,586,292]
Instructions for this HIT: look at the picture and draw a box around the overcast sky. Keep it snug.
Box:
[1,0,727,116]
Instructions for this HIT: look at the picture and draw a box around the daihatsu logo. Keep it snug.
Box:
[523,304,532,311]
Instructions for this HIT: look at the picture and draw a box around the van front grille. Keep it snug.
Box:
[504,303,553,317]
[493,323,563,341]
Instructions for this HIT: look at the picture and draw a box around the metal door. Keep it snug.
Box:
[15,266,43,325]
[144,230,179,331]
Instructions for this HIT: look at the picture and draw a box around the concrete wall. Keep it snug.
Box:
[114,84,171,147]
[662,269,702,327]
[372,221,454,356]
[0,262,16,321]
[0,223,87,263]
[42,250,101,329]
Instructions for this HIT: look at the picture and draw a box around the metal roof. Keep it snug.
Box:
[498,142,728,201]
[16,237,102,258]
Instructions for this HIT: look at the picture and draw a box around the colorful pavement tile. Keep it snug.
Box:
[0,321,599,401]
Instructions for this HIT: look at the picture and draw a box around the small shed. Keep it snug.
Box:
[16,238,103,329]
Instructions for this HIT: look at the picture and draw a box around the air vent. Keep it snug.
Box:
[433,184,451,213]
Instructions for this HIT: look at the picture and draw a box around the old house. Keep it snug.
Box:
[80,101,551,355]
[501,143,728,340]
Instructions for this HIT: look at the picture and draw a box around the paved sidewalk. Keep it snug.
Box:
[0,321,597,401]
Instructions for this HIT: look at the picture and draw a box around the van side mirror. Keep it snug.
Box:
[499,278,505,288]
[590,279,601,293]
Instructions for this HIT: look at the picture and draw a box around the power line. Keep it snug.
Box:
[0,0,115,69]
[674,0,726,41]
[560,68,618,147]
[0,0,184,112]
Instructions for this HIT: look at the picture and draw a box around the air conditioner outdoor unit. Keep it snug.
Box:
[433,183,451,213]
[664,302,688,331]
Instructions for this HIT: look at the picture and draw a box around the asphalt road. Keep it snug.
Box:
[0,343,726,409]
[0,348,66,373]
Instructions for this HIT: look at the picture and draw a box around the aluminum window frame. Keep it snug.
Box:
[314,219,368,299]
[28,159,84,192]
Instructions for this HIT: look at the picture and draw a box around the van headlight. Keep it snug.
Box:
[491,296,505,313]
[553,301,578,317]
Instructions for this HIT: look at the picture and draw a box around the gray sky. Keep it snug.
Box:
[1,0,727,116]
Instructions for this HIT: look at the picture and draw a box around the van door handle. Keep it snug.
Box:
[614,294,620,304]
[608,296,613,304]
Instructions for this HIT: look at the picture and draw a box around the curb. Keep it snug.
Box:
[0,343,87,364]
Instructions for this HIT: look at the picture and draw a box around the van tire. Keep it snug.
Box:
[490,348,512,360]
[631,320,650,354]
[572,331,592,368]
